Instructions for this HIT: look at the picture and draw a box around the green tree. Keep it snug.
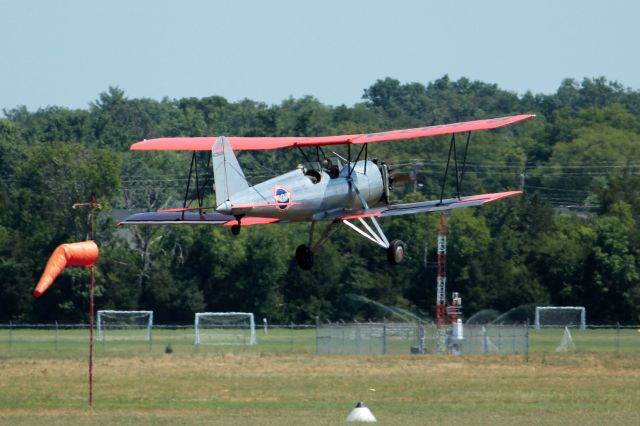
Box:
[581,203,640,322]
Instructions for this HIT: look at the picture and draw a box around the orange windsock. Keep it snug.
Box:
[34,241,99,297]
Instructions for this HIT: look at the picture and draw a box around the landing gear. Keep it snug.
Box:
[387,239,405,265]
[230,216,243,235]
[296,244,314,270]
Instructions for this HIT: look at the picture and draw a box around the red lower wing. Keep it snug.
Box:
[335,191,522,220]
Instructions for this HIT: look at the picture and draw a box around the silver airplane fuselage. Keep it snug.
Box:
[218,160,384,221]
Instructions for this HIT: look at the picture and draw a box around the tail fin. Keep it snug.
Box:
[213,136,250,209]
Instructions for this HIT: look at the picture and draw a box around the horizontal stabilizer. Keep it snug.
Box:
[158,206,217,213]
[119,211,282,227]
[223,217,280,226]
[119,211,233,226]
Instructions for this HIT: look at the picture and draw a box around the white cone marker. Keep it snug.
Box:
[346,401,377,422]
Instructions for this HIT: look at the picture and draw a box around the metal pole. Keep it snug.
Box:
[315,317,319,355]
[72,195,101,407]
[89,265,95,406]
[289,322,294,353]
[525,322,530,362]
[382,318,387,355]
[89,201,96,407]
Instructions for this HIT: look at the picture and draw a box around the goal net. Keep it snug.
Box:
[96,310,153,341]
[194,312,256,345]
[535,306,586,329]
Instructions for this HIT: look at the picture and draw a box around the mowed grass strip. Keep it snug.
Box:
[1,351,639,425]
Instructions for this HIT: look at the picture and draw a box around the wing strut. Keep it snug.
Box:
[182,152,197,214]
[439,131,472,204]
[182,151,214,218]
[347,143,368,178]
[341,180,390,249]
[306,178,391,254]
[296,146,312,164]
[342,218,388,249]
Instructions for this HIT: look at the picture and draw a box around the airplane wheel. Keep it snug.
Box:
[231,224,241,235]
[387,239,405,265]
[295,244,314,270]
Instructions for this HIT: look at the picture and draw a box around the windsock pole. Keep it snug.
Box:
[72,196,101,407]
[89,264,95,405]
[34,239,99,405]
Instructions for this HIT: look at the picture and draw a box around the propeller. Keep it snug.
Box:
[381,162,419,204]
[389,170,417,187]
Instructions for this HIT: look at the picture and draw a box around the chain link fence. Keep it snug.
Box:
[316,322,435,355]
[0,322,638,357]
[316,323,530,355]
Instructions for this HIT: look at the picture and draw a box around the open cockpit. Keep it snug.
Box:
[302,156,344,184]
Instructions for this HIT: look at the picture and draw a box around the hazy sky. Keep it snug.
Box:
[1,0,639,112]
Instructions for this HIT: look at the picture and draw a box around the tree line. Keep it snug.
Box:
[1,76,639,324]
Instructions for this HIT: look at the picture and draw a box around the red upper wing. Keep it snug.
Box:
[349,114,534,144]
[130,114,535,151]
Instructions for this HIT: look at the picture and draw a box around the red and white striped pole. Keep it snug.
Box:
[436,214,447,326]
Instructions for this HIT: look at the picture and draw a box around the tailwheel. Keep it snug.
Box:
[231,224,241,235]
[295,244,314,270]
[387,239,405,265]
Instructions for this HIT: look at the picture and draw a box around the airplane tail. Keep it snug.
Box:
[212,136,250,209]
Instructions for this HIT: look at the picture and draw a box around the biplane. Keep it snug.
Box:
[120,114,534,269]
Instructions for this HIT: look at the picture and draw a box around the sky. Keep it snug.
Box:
[1,0,639,113]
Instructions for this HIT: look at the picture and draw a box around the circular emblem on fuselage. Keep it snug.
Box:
[273,186,292,210]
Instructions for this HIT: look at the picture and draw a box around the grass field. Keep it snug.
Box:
[0,327,639,425]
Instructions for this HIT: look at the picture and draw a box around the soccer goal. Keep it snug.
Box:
[96,310,153,341]
[535,306,586,329]
[194,312,256,345]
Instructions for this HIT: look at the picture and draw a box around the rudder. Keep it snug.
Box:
[213,136,250,208]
